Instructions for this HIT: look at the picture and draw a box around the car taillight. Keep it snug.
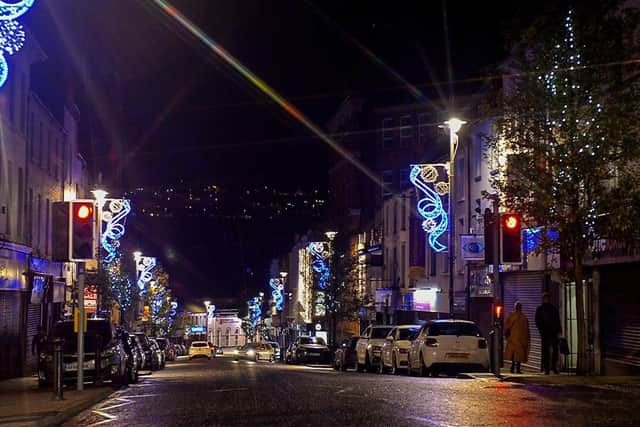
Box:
[426,338,438,347]
[478,339,487,349]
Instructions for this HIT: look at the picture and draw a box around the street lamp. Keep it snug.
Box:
[443,117,466,317]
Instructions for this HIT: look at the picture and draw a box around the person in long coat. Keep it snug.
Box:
[504,302,530,374]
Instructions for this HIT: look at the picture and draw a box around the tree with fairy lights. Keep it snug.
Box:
[485,3,640,374]
[106,254,139,328]
[146,264,175,337]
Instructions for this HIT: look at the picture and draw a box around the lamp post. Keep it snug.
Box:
[91,189,107,314]
[324,231,337,345]
[443,118,465,317]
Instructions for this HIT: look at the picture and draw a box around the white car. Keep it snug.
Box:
[379,325,421,374]
[189,341,211,359]
[408,320,489,377]
[355,325,394,372]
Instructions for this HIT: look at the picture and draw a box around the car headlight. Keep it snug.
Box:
[233,349,239,355]
[247,350,255,356]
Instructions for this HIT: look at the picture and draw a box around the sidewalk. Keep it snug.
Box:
[0,376,115,427]
[500,373,640,387]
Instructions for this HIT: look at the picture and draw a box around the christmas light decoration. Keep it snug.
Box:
[270,278,284,312]
[0,0,35,88]
[101,199,131,263]
[410,165,449,252]
[308,242,330,290]
[248,296,262,328]
[136,256,156,293]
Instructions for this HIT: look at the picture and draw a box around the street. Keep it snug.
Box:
[64,357,640,426]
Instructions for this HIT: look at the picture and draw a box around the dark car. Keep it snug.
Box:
[286,336,331,365]
[149,338,166,369]
[39,319,128,386]
[333,336,359,371]
[118,331,139,383]
[156,338,176,361]
[126,334,146,373]
[133,332,159,371]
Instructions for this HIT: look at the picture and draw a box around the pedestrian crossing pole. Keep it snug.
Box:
[77,262,85,391]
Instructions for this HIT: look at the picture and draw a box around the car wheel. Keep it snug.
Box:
[364,354,372,373]
[418,353,428,377]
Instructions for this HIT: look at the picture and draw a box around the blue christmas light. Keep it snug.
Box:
[0,0,35,89]
[308,242,330,290]
[248,297,262,328]
[409,165,449,252]
[101,199,131,263]
[270,278,284,312]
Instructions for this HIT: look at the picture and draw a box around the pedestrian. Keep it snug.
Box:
[504,301,530,374]
[535,292,561,374]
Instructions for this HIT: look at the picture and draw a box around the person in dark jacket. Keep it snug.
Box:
[535,293,561,374]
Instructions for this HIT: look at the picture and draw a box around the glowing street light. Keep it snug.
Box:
[443,117,466,316]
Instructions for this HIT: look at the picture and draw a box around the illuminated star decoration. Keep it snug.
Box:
[269,278,284,312]
[136,256,156,293]
[410,165,449,252]
[308,242,330,290]
[101,199,131,263]
[0,0,35,88]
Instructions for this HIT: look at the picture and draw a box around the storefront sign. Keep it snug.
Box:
[84,285,98,312]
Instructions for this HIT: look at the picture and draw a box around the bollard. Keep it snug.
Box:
[489,329,496,375]
[53,338,64,400]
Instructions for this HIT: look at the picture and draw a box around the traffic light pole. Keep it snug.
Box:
[491,197,502,377]
[77,262,85,391]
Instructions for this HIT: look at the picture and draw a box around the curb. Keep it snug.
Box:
[33,387,118,427]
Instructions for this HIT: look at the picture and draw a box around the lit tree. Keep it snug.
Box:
[146,264,175,337]
[485,4,640,373]
[107,254,139,328]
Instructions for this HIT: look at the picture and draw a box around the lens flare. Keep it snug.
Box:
[151,0,384,189]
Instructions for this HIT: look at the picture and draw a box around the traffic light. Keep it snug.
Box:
[52,202,70,262]
[484,208,496,265]
[492,303,504,324]
[70,201,95,261]
[500,213,522,264]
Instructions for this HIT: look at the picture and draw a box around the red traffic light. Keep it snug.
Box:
[493,304,504,319]
[503,214,520,230]
[74,203,93,221]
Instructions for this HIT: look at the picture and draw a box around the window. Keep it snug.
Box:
[47,131,51,175]
[401,197,406,231]
[442,253,449,274]
[473,134,482,180]
[399,167,410,190]
[393,199,397,234]
[400,115,412,147]
[430,251,436,276]
[382,118,393,149]
[27,188,33,245]
[45,199,50,255]
[37,194,42,250]
[17,167,22,239]
[392,246,397,286]
[20,74,27,134]
[8,74,14,124]
[401,242,406,286]
[29,113,35,163]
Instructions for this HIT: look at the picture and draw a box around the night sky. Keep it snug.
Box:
[25,0,560,304]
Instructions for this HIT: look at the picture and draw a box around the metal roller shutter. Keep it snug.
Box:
[0,291,24,379]
[503,271,545,373]
[25,304,41,373]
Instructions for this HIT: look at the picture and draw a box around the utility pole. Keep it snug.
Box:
[77,262,85,391]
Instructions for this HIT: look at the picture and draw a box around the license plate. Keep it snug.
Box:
[445,353,469,359]
[309,353,320,356]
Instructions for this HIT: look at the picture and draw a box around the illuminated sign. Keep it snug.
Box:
[191,325,205,333]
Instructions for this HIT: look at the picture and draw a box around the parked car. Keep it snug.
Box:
[39,319,128,386]
[355,325,394,372]
[408,320,489,377]
[264,341,281,361]
[333,336,359,371]
[178,344,187,356]
[379,325,421,374]
[285,336,331,364]
[119,331,140,383]
[133,332,161,371]
[234,343,275,362]
[189,341,212,359]
[149,338,166,369]
[156,338,176,361]
[126,334,146,373]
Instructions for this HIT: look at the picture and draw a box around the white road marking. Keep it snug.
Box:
[207,387,249,393]
[85,392,160,427]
